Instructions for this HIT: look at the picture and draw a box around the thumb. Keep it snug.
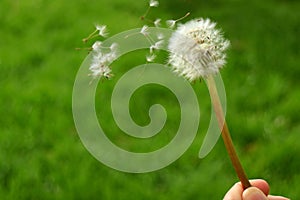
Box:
[243,187,268,200]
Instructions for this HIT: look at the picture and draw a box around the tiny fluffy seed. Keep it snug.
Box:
[149,0,159,7]
[166,20,176,28]
[146,54,156,62]
[96,25,109,37]
[150,40,164,53]
[92,41,102,51]
[154,18,161,27]
[140,25,149,36]
[89,42,119,79]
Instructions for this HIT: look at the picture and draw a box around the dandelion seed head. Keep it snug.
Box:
[168,18,230,81]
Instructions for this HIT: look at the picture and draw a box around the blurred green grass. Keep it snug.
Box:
[1,0,300,199]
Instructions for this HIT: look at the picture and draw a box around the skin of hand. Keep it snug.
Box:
[223,179,290,200]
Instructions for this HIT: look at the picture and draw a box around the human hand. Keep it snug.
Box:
[223,179,290,200]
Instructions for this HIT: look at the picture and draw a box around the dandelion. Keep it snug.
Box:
[149,0,159,7]
[168,18,251,189]
[168,18,230,81]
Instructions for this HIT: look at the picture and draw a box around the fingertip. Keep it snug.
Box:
[223,182,243,200]
[243,187,268,200]
[249,179,270,196]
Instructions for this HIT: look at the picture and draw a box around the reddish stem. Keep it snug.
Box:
[207,75,251,189]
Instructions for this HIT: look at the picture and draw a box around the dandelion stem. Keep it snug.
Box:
[206,75,251,190]
[82,29,98,43]
[75,47,92,51]
[141,7,151,21]
[175,12,190,22]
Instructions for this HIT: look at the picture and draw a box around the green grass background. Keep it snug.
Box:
[1,0,300,199]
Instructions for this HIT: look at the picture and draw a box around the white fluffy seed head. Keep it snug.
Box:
[168,18,230,81]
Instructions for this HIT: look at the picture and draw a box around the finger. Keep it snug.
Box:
[223,182,243,200]
[249,179,270,196]
[268,195,290,200]
[243,187,268,200]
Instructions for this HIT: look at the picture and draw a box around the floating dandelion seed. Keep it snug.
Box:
[89,41,118,79]
[82,24,109,43]
[92,41,102,52]
[140,25,149,36]
[146,54,156,62]
[149,0,159,7]
[141,0,159,20]
[157,33,164,40]
[150,40,164,54]
[109,43,118,51]
[154,18,161,27]
[96,25,109,37]
[166,20,176,29]
[166,12,190,29]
